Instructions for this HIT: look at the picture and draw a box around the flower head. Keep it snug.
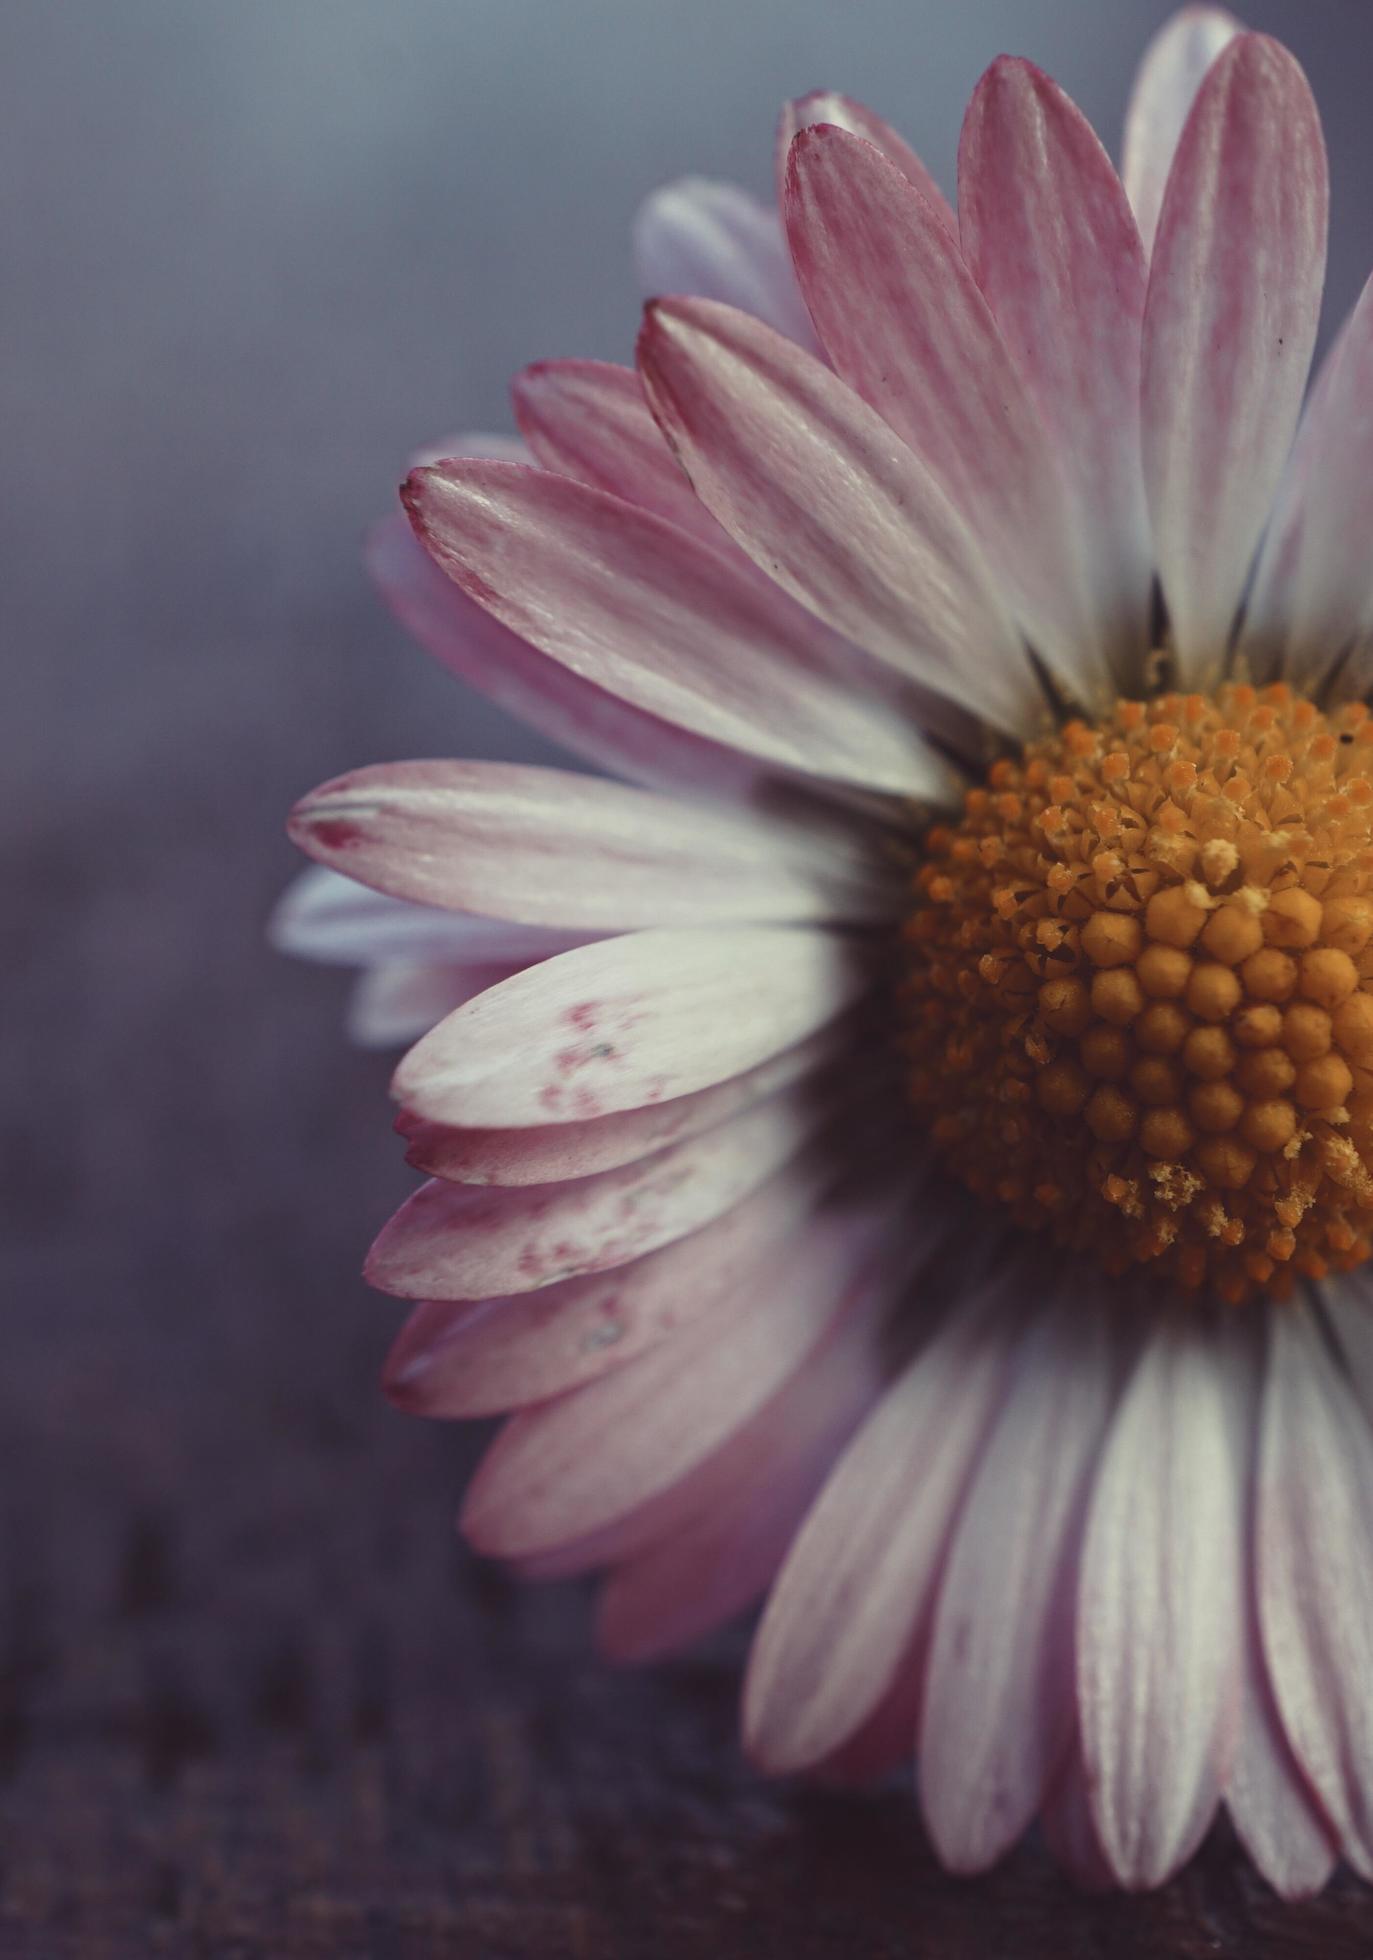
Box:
[277,7,1373,1897]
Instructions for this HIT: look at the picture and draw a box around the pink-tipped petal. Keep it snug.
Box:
[403,1026,843,1186]
[786,123,1097,702]
[392,926,868,1127]
[383,1154,836,1416]
[1122,6,1243,256]
[919,1306,1117,1873]
[1077,1321,1243,1888]
[596,1307,880,1662]
[776,91,955,232]
[460,1200,896,1562]
[742,1293,1017,1775]
[367,1080,829,1300]
[290,761,893,931]
[404,460,949,798]
[1255,1304,1373,1873]
[632,177,819,349]
[1140,33,1328,681]
[368,515,765,803]
[958,57,1152,677]
[637,298,1038,734]
[269,865,589,969]
[1241,276,1373,690]
[512,360,720,544]
[347,961,519,1050]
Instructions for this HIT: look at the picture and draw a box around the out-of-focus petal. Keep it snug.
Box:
[269,865,589,968]
[633,177,819,349]
[347,961,517,1050]
[1122,6,1242,256]
[1039,1751,1117,1892]
[460,1200,898,1561]
[409,429,532,468]
[596,1308,881,1661]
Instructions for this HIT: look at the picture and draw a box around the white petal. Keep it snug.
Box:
[1255,1304,1373,1871]
[633,177,819,349]
[1122,6,1243,256]
[270,866,588,968]
[1078,1319,1242,1886]
[392,926,869,1127]
[742,1289,1017,1774]
[919,1303,1117,1872]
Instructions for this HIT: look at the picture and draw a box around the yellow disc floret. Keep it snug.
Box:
[901,683,1373,1304]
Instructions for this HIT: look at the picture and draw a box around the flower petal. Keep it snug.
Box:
[392,926,868,1127]
[368,514,768,802]
[958,57,1152,678]
[366,1080,835,1300]
[383,1152,836,1416]
[511,359,720,544]
[290,761,894,931]
[403,461,949,798]
[460,1197,896,1561]
[1255,1304,1373,1872]
[1140,33,1328,680]
[919,1304,1117,1872]
[596,1309,880,1662]
[637,298,1038,733]
[1240,276,1373,690]
[1323,1276,1373,1418]
[1122,6,1242,256]
[775,91,955,233]
[742,1292,1017,1775]
[270,865,588,968]
[401,1025,844,1185]
[1038,1751,1117,1892]
[632,176,818,349]
[785,123,1098,703]
[410,429,531,469]
[1077,1320,1242,1887]
[1228,1589,1339,1901]
[348,961,517,1050]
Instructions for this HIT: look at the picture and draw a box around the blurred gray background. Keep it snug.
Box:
[6,2,1373,1949]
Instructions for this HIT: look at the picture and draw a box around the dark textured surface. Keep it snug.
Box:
[10,0,1373,1951]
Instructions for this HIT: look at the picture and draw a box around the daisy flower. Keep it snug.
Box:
[276,7,1373,1896]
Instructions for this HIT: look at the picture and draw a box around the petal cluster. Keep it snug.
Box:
[276,4,1373,1897]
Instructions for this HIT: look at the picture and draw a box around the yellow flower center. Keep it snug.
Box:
[901,683,1373,1304]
